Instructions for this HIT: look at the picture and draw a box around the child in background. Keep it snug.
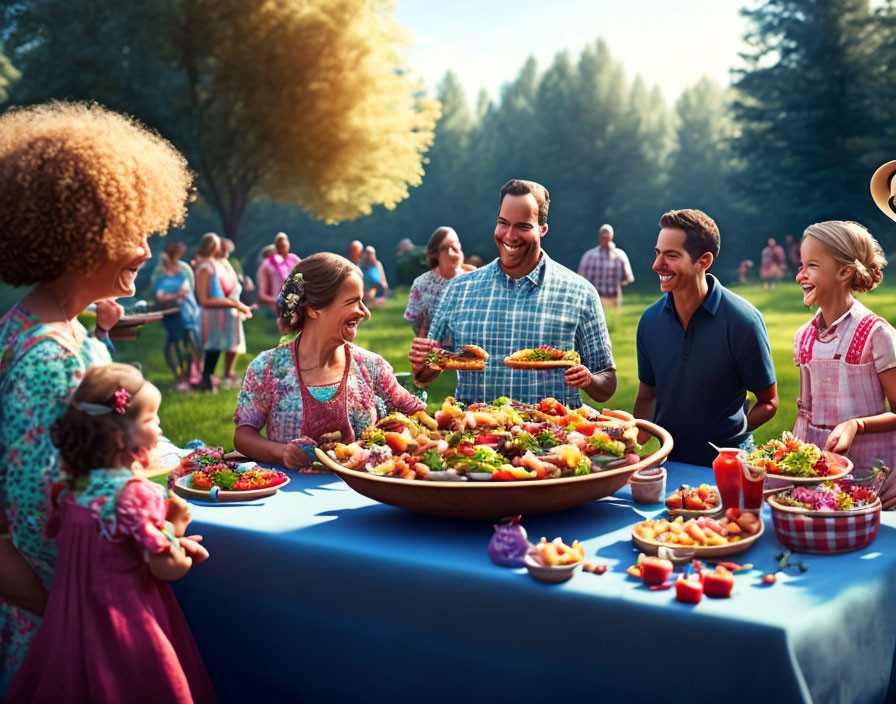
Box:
[8,364,216,703]
[793,221,896,507]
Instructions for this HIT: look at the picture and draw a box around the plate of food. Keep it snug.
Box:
[739,432,852,484]
[632,509,764,558]
[172,447,290,501]
[664,483,723,519]
[503,347,581,369]
[425,344,488,371]
[314,396,673,519]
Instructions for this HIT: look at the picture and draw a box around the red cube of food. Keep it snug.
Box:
[640,556,673,586]
[703,566,735,598]
[675,576,703,604]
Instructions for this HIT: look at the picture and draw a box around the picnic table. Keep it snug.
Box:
[173,462,896,703]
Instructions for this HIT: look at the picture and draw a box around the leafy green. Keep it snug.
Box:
[574,459,593,476]
[510,432,540,454]
[587,435,624,457]
[362,428,387,446]
[421,448,444,471]
[537,430,560,448]
[492,396,510,406]
[447,430,474,447]
[210,469,240,490]
[635,437,661,459]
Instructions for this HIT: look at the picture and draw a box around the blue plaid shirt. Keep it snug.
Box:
[428,253,614,406]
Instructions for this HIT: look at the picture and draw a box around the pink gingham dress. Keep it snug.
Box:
[792,299,896,472]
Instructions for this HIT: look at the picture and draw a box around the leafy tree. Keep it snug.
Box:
[665,77,746,263]
[1,0,439,240]
[731,0,882,241]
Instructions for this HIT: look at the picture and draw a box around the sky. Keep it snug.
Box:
[394,0,750,107]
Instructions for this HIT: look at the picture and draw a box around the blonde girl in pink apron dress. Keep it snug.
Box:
[792,221,896,507]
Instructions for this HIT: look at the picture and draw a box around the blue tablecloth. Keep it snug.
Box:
[173,462,896,703]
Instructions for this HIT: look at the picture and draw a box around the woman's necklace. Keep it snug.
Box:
[51,294,78,343]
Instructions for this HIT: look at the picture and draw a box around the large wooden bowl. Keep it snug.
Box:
[315,420,673,519]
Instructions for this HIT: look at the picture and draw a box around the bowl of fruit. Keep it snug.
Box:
[665,483,723,519]
[523,537,585,583]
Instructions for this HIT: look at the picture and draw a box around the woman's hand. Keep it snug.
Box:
[95,299,124,331]
[825,419,860,455]
[282,440,310,470]
[234,301,253,320]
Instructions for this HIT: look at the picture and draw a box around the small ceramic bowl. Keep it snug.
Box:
[629,466,667,505]
[523,550,583,583]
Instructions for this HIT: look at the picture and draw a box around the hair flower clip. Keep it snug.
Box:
[112,388,131,415]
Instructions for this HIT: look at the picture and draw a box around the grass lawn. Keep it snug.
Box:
[111,283,896,450]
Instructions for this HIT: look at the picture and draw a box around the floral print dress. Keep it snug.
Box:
[0,303,110,694]
[234,341,425,444]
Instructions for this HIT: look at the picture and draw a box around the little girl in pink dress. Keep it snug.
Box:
[793,221,896,507]
[8,363,216,703]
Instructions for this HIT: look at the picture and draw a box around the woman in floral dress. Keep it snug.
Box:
[404,226,471,336]
[234,253,424,469]
[0,102,192,693]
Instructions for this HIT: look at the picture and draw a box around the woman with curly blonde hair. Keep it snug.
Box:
[793,221,896,506]
[0,101,192,691]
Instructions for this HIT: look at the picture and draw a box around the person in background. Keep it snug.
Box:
[785,235,801,275]
[738,259,755,284]
[760,237,787,289]
[0,101,192,694]
[791,221,896,508]
[404,226,470,336]
[361,245,389,308]
[154,240,202,391]
[396,237,428,286]
[234,253,424,468]
[150,240,194,291]
[8,363,215,702]
[634,209,778,466]
[194,233,252,391]
[222,238,255,307]
[269,232,300,295]
[348,240,364,267]
[409,179,616,407]
[577,223,634,309]
[465,254,484,269]
[256,244,278,311]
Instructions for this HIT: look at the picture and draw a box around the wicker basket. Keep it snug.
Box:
[768,496,881,555]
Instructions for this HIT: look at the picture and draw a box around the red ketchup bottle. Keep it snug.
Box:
[712,448,742,511]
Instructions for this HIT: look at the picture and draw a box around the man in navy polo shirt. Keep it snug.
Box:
[633,209,778,466]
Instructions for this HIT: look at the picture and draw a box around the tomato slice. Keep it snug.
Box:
[474,434,501,445]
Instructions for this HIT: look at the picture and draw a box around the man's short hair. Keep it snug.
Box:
[659,209,720,262]
[275,232,289,243]
[499,179,550,225]
[599,224,614,237]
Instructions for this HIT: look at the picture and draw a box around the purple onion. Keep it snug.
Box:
[488,515,530,567]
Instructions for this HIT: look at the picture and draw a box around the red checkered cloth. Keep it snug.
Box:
[771,507,880,554]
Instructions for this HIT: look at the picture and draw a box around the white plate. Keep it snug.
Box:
[173,473,290,502]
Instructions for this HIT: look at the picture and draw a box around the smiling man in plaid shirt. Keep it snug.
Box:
[577,224,634,309]
[408,179,616,407]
